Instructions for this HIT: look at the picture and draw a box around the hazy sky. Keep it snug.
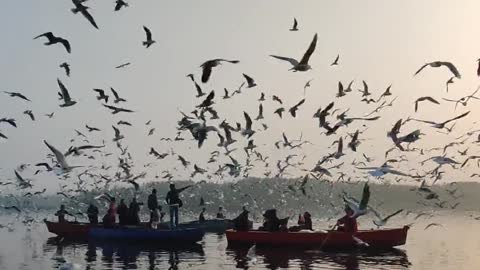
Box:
[1,0,480,192]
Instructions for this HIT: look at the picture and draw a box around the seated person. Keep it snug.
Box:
[259,209,281,232]
[216,207,225,219]
[55,205,70,223]
[102,209,116,228]
[199,207,206,222]
[289,212,313,232]
[336,206,358,233]
[232,206,250,231]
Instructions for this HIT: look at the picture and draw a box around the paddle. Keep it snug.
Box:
[319,224,337,249]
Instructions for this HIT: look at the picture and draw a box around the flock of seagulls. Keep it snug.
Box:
[1,1,480,236]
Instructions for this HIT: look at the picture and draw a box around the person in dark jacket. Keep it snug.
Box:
[165,184,192,229]
[102,208,115,228]
[199,207,206,222]
[259,209,281,232]
[337,206,358,233]
[216,207,225,219]
[128,198,143,225]
[55,205,71,223]
[232,206,251,231]
[87,203,99,224]
[148,189,159,224]
[117,199,129,225]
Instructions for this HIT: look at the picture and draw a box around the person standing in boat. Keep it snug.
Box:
[117,199,129,226]
[216,207,225,219]
[128,198,143,225]
[148,189,159,225]
[86,203,99,224]
[199,207,206,222]
[55,205,71,223]
[165,183,192,229]
[232,206,251,231]
[336,206,358,233]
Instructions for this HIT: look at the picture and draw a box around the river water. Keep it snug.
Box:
[0,211,478,270]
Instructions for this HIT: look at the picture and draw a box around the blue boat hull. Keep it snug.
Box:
[89,227,204,243]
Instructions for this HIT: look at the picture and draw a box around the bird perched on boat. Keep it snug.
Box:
[270,33,317,71]
[34,32,71,53]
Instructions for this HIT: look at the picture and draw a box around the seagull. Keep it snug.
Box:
[34,32,71,53]
[303,79,313,95]
[200,59,240,83]
[255,103,264,120]
[371,209,403,228]
[412,111,470,129]
[57,79,77,107]
[142,26,156,48]
[0,132,7,140]
[191,164,207,177]
[44,140,80,173]
[93,89,109,103]
[178,155,190,167]
[274,107,285,118]
[4,91,30,101]
[337,82,346,98]
[331,54,340,66]
[424,223,443,230]
[112,126,124,141]
[272,95,283,105]
[114,0,128,11]
[359,81,371,97]
[103,104,133,114]
[117,120,132,126]
[288,99,305,117]
[333,137,344,159]
[60,62,71,77]
[241,112,255,138]
[222,88,231,99]
[110,87,126,103]
[270,33,318,71]
[35,163,53,172]
[258,92,265,101]
[289,18,298,31]
[71,0,98,29]
[415,96,440,112]
[197,91,215,108]
[23,110,35,121]
[243,73,257,88]
[115,62,131,69]
[348,130,360,152]
[415,61,461,79]
[192,81,206,97]
[343,182,370,218]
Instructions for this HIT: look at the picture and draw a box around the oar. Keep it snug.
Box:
[320,224,337,249]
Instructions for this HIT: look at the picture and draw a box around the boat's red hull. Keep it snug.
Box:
[226,226,409,249]
[45,220,94,238]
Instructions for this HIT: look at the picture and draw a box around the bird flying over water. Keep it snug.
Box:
[270,33,317,71]
[34,32,71,53]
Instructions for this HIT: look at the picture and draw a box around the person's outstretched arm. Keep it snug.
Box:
[178,185,192,193]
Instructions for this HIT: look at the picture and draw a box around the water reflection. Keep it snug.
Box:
[226,246,410,270]
[44,237,205,270]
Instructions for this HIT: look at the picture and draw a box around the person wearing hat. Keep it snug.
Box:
[232,206,251,231]
[336,205,358,233]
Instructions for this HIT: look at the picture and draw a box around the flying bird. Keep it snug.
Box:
[112,126,124,141]
[43,140,79,173]
[255,103,264,120]
[331,54,340,66]
[23,110,35,121]
[114,0,128,11]
[343,183,370,218]
[371,209,403,228]
[57,79,77,107]
[243,73,257,88]
[414,61,461,79]
[288,99,305,117]
[412,111,470,129]
[289,18,298,31]
[197,91,215,108]
[103,104,134,114]
[71,0,99,29]
[270,33,318,71]
[34,32,71,53]
[110,87,126,103]
[142,26,156,48]
[115,62,131,69]
[60,62,70,77]
[200,59,240,83]
[415,96,440,112]
[4,91,30,101]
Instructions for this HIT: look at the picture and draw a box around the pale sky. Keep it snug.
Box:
[1,0,480,193]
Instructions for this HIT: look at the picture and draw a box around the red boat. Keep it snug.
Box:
[226,226,409,250]
[44,220,95,237]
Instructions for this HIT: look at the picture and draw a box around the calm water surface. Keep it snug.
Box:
[0,212,479,270]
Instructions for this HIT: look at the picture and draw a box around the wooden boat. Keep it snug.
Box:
[225,226,409,250]
[45,220,94,238]
[89,227,204,243]
[158,219,235,233]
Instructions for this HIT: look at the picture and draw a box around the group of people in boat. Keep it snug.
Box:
[55,184,358,233]
[55,184,228,229]
[231,205,358,233]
